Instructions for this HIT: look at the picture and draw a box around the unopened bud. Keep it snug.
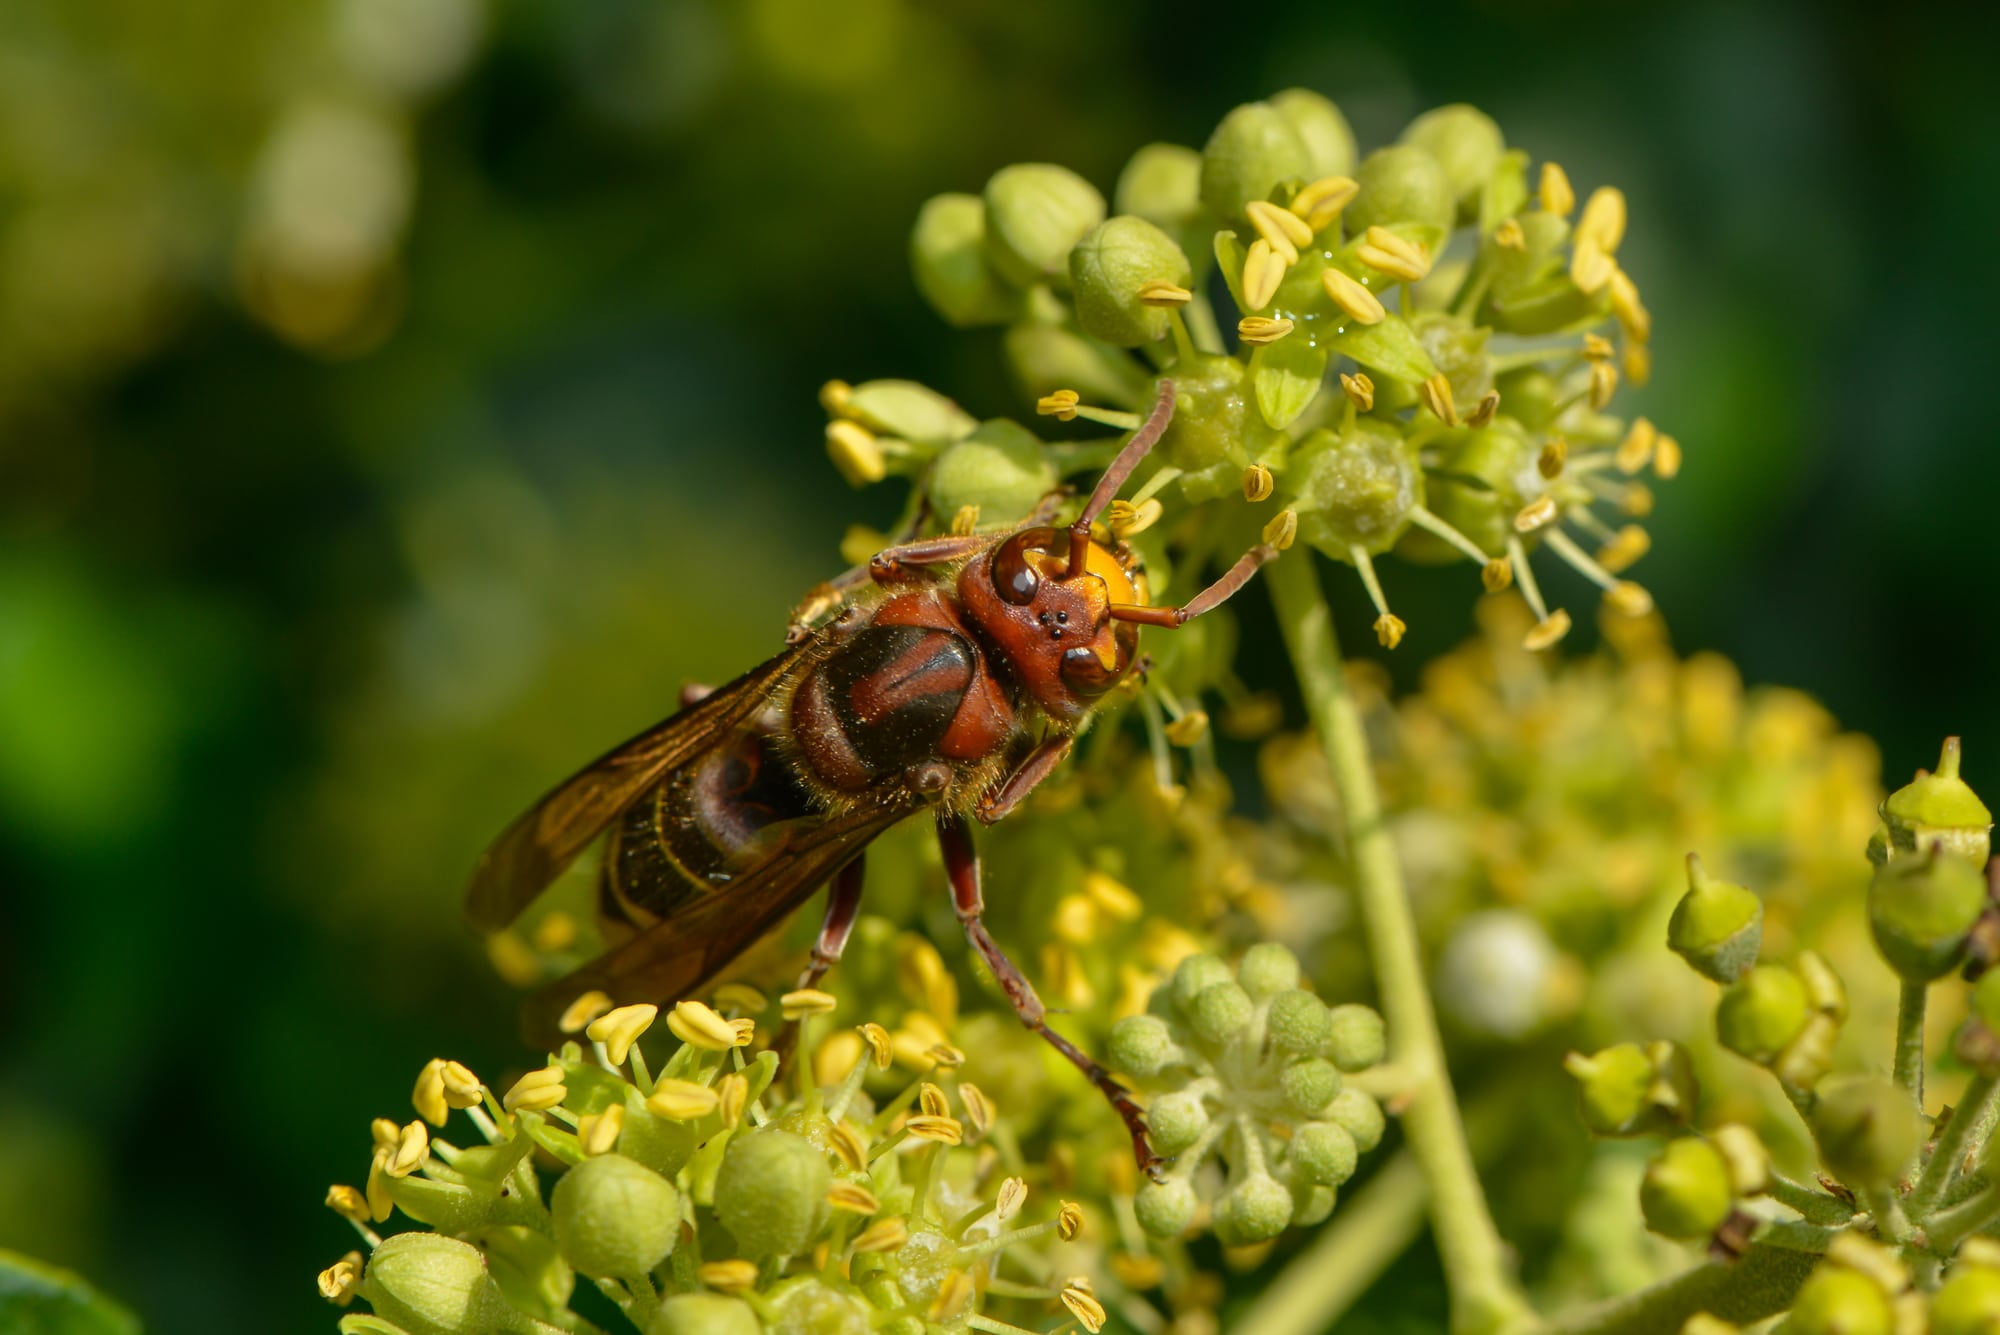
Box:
[1813,1077,1920,1189]
[1639,1138,1733,1239]
[984,163,1105,289]
[1869,849,1986,981]
[1669,853,1763,983]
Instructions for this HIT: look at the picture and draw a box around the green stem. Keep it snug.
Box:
[1861,1184,1913,1244]
[1545,1245,1816,1335]
[1763,1174,1854,1226]
[1910,1073,2000,1218]
[1925,1180,2000,1253]
[1752,1219,1840,1252]
[1234,1151,1429,1335]
[1268,552,1530,1335]
[1895,981,1928,1112]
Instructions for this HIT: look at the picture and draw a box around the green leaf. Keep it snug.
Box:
[1212,228,1248,313]
[1329,315,1438,385]
[0,1250,141,1335]
[1251,340,1329,430]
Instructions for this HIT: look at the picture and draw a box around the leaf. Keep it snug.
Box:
[1329,315,1439,386]
[1251,340,1329,430]
[0,1250,142,1335]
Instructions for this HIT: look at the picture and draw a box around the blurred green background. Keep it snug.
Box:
[1,0,1991,1329]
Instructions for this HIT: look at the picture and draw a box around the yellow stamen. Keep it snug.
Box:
[1321,267,1386,325]
[1237,314,1294,345]
[1538,440,1567,479]
[1615,418,1657,474]
[1605,582,1654,617]
[717,1072,748,1128]
[1624,482,1655,517]
[1373,614,1407,650]
[365,1151,392,1222]
[713,983,769,1015]
[1539,162,1576,218]
[386,1120,429,1178]
[897,938,958,1027]
[1112,1252,1167,1290]
[1242,462,1274,502]
[1036,389,1082,421]
[1524,608,1574,652]
[1137,279,1193,308]
[829,1121,869,1172]
[1058,1200,1085,1241]
[531,911,577,952]
[1340,372,1375,412]
[318,1251,364,1305]
[648,1078,722,1121]
[853,1217,910,1253]
[1623,341,1652,387]
[906,1114,964,1144]
[325,1184,371,1224]
[701,1260,759,1294]
[1493,217,1526,251]
[439,1062,481,1110]
[413,1059,451,1127]
[1052,893,1097,945]
[1084,871,1142,919]
[371,1117,401,1149]
[1242,237,1287,312]
[1107,496,1163,539]
[815,1029,863,1087]
[503,1065,567,1114]
[577,1103,625,1156]
[1164,710,1210,746]
[1063,1282,1109,1334]
[840,525,887,566]
[859,1022,893,1070]
[587,1003,659,1067]
[819,379,853,417]
[1582,332,1615,361]
[997,1176,1028,1221]
[667,999,751,1051]
[558,990,613,1035]
[1608,267,1650,341]
[960,1083,995,1135]
[1481,558,1513,593]
[826,420,886,486]
[780,988,838,1021]
[1420,373,1458,426]
[930,1271,974,1323]
[950,504,980,536]
[828,1182,881,1214]
[1653,433,1683,479]
[919,1082,950,1118]
[1597,525,1651,574]
[1246,200,1311,260]
[1263,509,1298,551]
[1514,496,1558,532]
[1290,175,1360,232]
[1576,186,1627,255]
[1465,390,1501,428]
[1570,240,1614,296]
[1588,360,1619,410]
[1357,226,1431,282]
[926,1042,968,1069]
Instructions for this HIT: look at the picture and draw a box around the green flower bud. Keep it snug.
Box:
[1869,850,1986,981]
[1200,101,1314,222]
[1789,1267,1895,1335]
[1669,854,1764,983]
[1147,1090,1210,1156]
[1114,144,1210,275]
[1399,106,1504,214]
[1326,1088,1385,1152]
[1325,1004,1386,1073]
[1410,311,1494,413]
[1564,1042,1697,1138]
[1212,1173,1295,1247]
[1134,1177,1198,1237]
[1170,953,1235,1013]
[769,1278,873,1335]
[1003,321,1148,408]
[983,163,1105,290]
[926,419,1058,524]
[1068,216,1191,347]
[1933,1260,2000,1335]
[714,1130,830,1259]
[1289,1121,1359,1187]
[1280,1058,1342,1116]
[1238,943,1302,999]
[650,1294,762,1335]
[1493,368,1560,431]
[1813,1077,1920,1189]
[362,1233,548,1335]
[1288,422,1424,558]
[1638,1138,1733,1239]
[841,381,977,446]
[1880,738,1993,867]
[550,1154,680,1279]
[910,194,1015,328]
[1154,354,1283,485]
[1293,1184,1338,1228]
[1960,969,2000,1072]
[1268,989,1333,1055]
[1109,1014,1180,1078]
[1269,88,1357,179]
[1715,964,1811,1065]
[1345,146,1455,241]
[1189,981,1255,1045]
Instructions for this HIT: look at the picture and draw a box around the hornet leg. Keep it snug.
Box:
[774,854,867,1071]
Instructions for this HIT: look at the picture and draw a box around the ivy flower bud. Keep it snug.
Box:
[361,1233,526,1335]
[1169,953,1234,1012]
[1146,1090,1210,1156]
[1877,737,1994,868]
[649,1293,762,1335]
[840,380,978,447]
[1115,143,1207,265]
[1134,1178,1198,1238]
[1188,980,1255,1046]
[1346,145,1455,239]
[1868,850,1986,981]
[1789,1266,1895,1335]
[1639,1138,1733,1239]
[1326,1088,1385,1152]
[1238,943,1302,999]
[1108,1014,1180,1078]
[1281,1058,1342,1116]
[1813,1077,1920,1189]
[984,163,1105,290]
[552,1154,681,1279]
[910,193,1014,328]
[1933,1254,2000,1335]
[1212,1174,1295,1247]
[1564,1042,1696,1137]
[1270,88,1357,180]
[1400,105,1504,214]
[714,1130,830,1259]
[1069,216,1192,347]
[1200,101,1315,222]
[1290,1121,1359,1188]
[1267,990,1333,1055]
[1289,422,1423,558]
[1325,1004,1386,1072]
[927,420,1059,527]
[1715,964,1811,1065]
[1668,854,1764,983]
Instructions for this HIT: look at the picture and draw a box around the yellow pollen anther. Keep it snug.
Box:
[1577,186,1628,255]
[1321,267,1386,325]
[1597,524,1651,574]
[1615,418,1658,474]
[1165,710,1210,746]
[930,1271,974,1323]
[1524,609,1574,652]
[1242,462,1274,502]
[1246,200,1311,260]
[906,1113,964,1144]
[1107,496,1163,539]
[1588,360,1619,410]
[1605,581,1654,617]
[387,1120,429,1178]
[1063,1282,1109,1334]
[1608,267,1651,341]
[960,1083,995,1135]
[1052,893,1097,945]
[826,420,886,486]
[503,1065,567,1114]
[701,1259,760,1293]
[997,1176,1029,1221]
[559,990,614,1034]
[1237,314,1294,345]
[950,504,981,536]
[413,1059,452,1127]
[531,911,577,952]
[1583,332,1615,361]
[1263,509,1298,551]
[1570,240,1614,296]
[1112,1252,1166,1290]
[926,1042,968,1069]
[667,999,752,1050]
[648,1078,722,1121]
[1539,162,1576,218]
[1357,226,1431,282]
[713,982,769,1015]
[1290,175,1360,232]
[1420,373,1459,426]
[1084,871,1142,918]
[440,1061,481,1109]
[819,379,853,416]
[828,1182,881,1214]
[577,1103,626,1156]
[326,1184,371,1224]
[1514,496,1558,532]
[919,1082,950,1118]
[318,1251,364,1305]
[1493,217,1526,251]
[1481,558,1514,593]
[1466,390,1501,428]
[859,1022,894,1070]
[853,1216,909,1253]
[1242,238,1287,312]
[1653,433,1683,479]
[1373,613,1407,650]
[1624,482,1656,517]
[1538,440,1568,479]
[587,1003,659,1066]
[1137,279,1192,307]
[1036,389,1081,421]
[372,1117,402,1149]
[829,1120,869,1172]
[1340,372,1375,411]
[716,1072,748,1128]
[1058,1200,1085,1241]
[781,988,839,1020]
[1623,341,1653,387]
